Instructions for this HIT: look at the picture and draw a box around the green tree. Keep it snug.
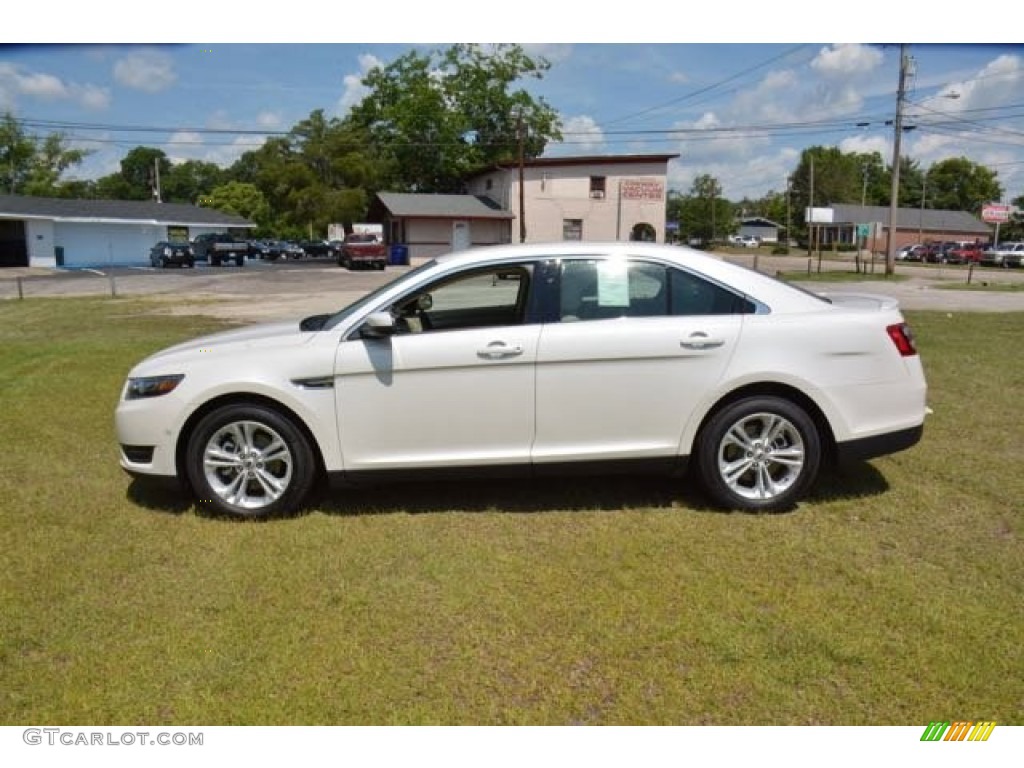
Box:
[668,174,731,244]
[348,44,561,193]
[924,157,1002,213]
[93,146,171,200]
[162,160,225,204]
[0,113,90,196]
[204,181,271,230]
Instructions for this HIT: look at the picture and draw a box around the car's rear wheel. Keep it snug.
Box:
[696,396,820,512]
[235,255,244,267]
[186,404,317,519]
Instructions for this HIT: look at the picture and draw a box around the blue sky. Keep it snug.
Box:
[3,7,1023,202]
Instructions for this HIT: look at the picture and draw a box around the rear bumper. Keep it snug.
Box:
[835,423,924,463]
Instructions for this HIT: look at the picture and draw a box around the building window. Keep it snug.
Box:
[563,219,583,241]
[589,176,606,199]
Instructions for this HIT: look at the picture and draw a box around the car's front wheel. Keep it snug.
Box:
[185,404,317,518]
[696,396,821,512]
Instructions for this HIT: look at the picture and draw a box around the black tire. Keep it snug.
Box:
[211,256,221,267]
[695,396,821,513]
[160,256,169,268]
[185,403,317,519]
[235,255,244,267]
[187,260,195,268]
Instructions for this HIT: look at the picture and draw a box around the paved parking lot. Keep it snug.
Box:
[2,252,1023,321]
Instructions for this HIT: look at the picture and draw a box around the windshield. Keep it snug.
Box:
[321,259,438,331]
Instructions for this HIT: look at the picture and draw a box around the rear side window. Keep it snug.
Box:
[559,259,753,321]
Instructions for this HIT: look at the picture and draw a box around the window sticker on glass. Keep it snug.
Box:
[597,260,630,306]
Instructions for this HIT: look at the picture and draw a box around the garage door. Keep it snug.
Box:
[0,220,28,268]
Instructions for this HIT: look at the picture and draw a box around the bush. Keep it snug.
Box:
[772,246,790,255]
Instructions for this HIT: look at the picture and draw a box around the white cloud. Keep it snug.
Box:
[0,62,110,111]
[256,111,282,129]
[838,133,890,157]
[556,114,605,153]
[77,84,111,110]
[165,131,265,168]
[337,53,383,115]
[521,44,573,63]
[810,44,884,79]
[16,71,67,99]
[113,49,176,93]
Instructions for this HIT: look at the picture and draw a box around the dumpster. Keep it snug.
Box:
[389,244,409,266]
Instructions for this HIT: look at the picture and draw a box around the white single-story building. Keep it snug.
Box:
[737,217,782,243]
[0,194,254,268]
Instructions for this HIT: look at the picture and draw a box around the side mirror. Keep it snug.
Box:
[360,311,397,339]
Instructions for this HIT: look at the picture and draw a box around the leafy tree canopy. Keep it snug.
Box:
[348,44,562,193]
[0,112,90,196]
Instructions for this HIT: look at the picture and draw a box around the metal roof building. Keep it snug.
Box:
[368,193,514,261]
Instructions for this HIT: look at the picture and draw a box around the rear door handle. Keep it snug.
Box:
[477,342,524,359]
[680,332,725,350]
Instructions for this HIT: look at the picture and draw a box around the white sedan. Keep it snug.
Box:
[115,242,928,518]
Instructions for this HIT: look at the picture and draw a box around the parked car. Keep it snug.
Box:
[922,241,956,263]
[945,241,983,265]
[116,242,927,519]
[149,241,194,268]
[299,240,332,258]
[896,244,925,261]
[1005,245,1024,268]
[281,241,306,260]
[264,240,304,260]
[980,241,1024,267]
[338,233,388,270]
[246,240,272,260]
[191,233,247,267]
[729,235,760,248]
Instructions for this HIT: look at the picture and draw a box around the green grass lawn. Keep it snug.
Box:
[1,298,1021,725]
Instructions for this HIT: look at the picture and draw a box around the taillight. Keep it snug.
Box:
[886,323,917,357]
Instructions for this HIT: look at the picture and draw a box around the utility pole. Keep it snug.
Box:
[885,44,909,276]
[786,177,791,250]
[153,158,162,203]
[517,110,526,243]
[807,155,814,258]
[918,175,926,245]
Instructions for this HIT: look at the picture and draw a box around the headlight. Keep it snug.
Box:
[125,374,185,400]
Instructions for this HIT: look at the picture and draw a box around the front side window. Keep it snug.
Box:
[392,264,534,333]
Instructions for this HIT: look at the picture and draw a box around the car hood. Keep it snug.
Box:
[131,321,316,374]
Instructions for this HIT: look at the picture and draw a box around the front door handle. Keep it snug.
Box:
[477,342,524,359]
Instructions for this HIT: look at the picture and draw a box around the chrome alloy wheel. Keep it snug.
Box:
[716,412,806,501]
[202,420,293,512]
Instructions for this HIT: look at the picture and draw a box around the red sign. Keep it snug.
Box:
[621,180,664,201]
[982,204,1010,223]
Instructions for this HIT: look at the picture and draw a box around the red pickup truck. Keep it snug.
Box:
[337,234,387,271]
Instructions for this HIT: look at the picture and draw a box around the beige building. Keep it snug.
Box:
[465,154,678,245]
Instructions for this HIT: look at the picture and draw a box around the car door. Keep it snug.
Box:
[334,263,541,472]
[532,257,749,465]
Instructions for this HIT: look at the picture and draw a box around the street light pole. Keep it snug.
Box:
[885,44,909,276]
